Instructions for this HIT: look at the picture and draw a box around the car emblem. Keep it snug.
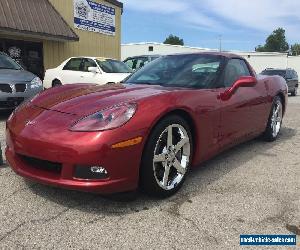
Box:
[9,84,16,93]
[25,120,36,126]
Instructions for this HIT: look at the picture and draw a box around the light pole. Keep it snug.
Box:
[219,35,222,52]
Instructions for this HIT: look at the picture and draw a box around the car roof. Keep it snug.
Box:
[263,68,296,71]
[125,52,244,61]
[69,56,115,61]
[126,55,161,58]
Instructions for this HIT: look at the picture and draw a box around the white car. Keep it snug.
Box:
[43,57,132,88]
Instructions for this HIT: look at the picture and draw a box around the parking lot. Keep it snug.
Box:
[0,97,299,249]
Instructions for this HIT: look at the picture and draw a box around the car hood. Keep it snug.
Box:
[104,73,131,83]
[0,69,36,83]
[32,83,171,116]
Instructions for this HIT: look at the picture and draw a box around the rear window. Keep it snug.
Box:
[261,70,286,78]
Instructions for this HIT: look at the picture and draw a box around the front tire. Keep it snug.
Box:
[140,115,193,198]
[263,96,283,142]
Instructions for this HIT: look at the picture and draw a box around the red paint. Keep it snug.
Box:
[6,53,288,194]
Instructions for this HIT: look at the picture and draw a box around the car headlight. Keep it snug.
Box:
[31,77,43,88]
[70,103,137,132]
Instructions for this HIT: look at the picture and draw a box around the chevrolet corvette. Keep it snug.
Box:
[6,53,288,197]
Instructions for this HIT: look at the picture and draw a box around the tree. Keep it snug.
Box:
[255,28,289,52]
[291,43,300,56]
[163,34,184,46]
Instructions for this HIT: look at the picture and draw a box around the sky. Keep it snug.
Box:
[121,0,300,52]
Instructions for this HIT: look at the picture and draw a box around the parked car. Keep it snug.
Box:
[7,53,287,197]
[43,57,133,88]
[123,55,160,71]
[261,68,298,96]
[0,52,43,110]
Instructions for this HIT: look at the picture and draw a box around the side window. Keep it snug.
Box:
[82,58,97,72]
[286,70,292,79]
[124,59,134,69]
[223,59,251,87]
[63,58,83,71]
[125,57,147,70]
[132,57,148,70]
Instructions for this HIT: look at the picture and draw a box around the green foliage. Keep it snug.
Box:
[255,28,289,52]
[291,43,300,56]
[163,34,184,46]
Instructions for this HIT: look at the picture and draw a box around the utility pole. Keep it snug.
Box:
[218,35,222,52]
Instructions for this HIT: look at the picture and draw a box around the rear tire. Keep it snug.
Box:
[52,79,62,87]
[263,96,283,142]
[291,87,297,96]
[140,115,193,198]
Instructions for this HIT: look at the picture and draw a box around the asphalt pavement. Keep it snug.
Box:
[0,97,299,249]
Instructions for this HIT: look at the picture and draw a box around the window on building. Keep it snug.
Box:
[148,46,154,52]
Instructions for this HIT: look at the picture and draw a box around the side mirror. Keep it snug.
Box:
[219,76,257,101]
[88,67,100,73]
[233,76,257,88]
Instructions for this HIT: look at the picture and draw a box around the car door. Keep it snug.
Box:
[293,70,299,93]
[287,70,298,93]
[216,58,262,150]
[60,58,85,84]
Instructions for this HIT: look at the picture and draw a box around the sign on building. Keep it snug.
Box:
[74,0,116,36]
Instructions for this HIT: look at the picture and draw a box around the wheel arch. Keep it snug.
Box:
[141,107,198,166]
[52,78,62,84]
[276,91,286,116]
[52,78,62,87]
[138,108,198,192]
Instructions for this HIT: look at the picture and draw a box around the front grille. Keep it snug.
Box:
[0,84,12,93]
[15,83,27,92]
[19,154,62,174]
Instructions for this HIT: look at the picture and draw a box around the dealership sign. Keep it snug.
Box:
[74,0,116,36]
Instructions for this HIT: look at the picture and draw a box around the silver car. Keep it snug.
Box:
[0,52,43,110]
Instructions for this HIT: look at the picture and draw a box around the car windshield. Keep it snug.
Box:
[0,54,22,70]
[261,70,286,78]
[124,54,223,88]
[96,59,133,73]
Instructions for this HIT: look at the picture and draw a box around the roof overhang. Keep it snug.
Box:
[105,0,123,9]
[0,27,79,42]
[0,0,79,42]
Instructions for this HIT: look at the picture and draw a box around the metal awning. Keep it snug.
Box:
[0,0,79,42]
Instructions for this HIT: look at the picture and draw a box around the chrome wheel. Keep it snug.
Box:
[153,124,191,191]
[271,100,283,138]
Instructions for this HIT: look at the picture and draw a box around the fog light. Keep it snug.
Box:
[74,165,108,180]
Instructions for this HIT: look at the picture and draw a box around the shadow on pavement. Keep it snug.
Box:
[0,110,12,121]
[26,126,297,216]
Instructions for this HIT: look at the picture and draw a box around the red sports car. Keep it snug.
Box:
[6,53,288,197]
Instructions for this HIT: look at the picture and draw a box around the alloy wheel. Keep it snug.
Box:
[271,100,283,138]
[153,124,191,191]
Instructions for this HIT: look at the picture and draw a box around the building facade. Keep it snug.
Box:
[0,0,123,78]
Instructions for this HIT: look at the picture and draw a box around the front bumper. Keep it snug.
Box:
[0,87,42,110]
[6,125,144,194]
